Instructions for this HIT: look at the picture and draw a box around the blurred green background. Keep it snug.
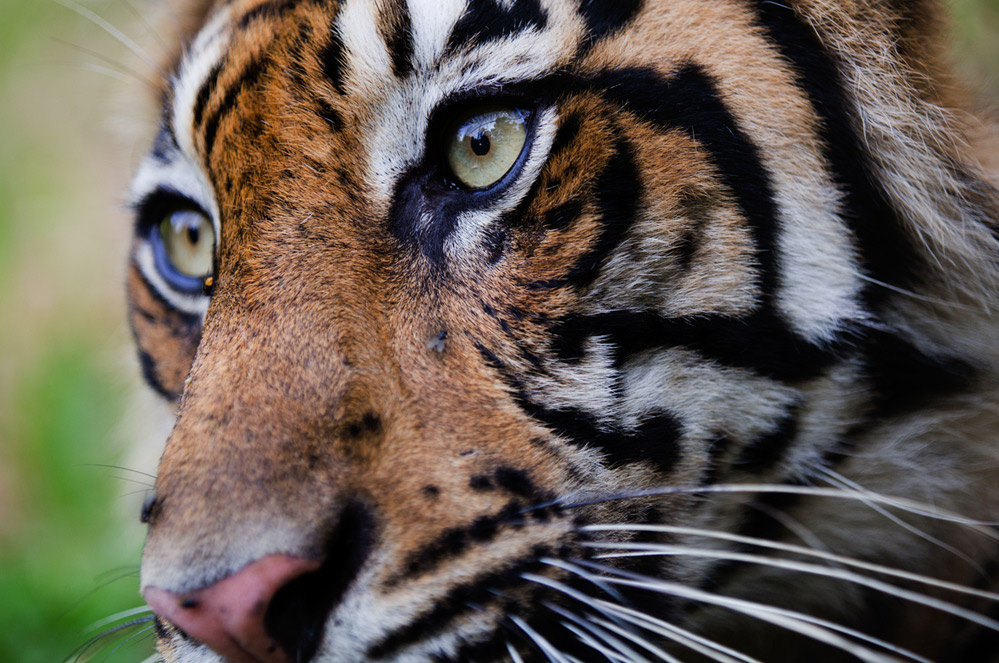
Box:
[0,1,995,662]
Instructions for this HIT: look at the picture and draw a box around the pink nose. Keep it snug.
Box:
[144,554,320,663]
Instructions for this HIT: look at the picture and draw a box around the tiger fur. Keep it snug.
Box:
[126,0,999,661]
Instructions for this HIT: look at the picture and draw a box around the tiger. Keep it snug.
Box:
[123,0,999,661]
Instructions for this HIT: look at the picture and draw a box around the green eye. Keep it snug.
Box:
[158,210,214,278]
[446,105,528,189]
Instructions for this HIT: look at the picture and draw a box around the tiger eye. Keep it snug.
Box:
[446,105,528,189]
[158,210,214,278]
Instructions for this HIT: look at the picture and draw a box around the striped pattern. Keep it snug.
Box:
[127,0,999,662]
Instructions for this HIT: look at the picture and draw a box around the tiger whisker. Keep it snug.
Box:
[598,594,921,663]
[510,615,574,663]
[819,468,983,571]
[565,560,920,662]
[582,524,999,603]
[52,37,160,89]
[507,640,527,663]
[586,613,755,663]
[558,620,638,663]
[583,543,999,635]
[52,0,165,76]
[529,566,750,663]
[544,603,658,663]
[120,0,172,55]
[532,484,999,533]
[67,614,156,662]
[85,605,154,632]
[106,623,157,660]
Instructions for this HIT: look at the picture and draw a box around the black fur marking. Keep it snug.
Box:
[151,125,179,163]
[316,98,343,132]
[140,494,158,525]
[477,344,683,472]
[733,403,802,472]
[541,199,583,232]
[344,413,382,439]
[749,0,920,305]
[422,485,441,498]
[192,61,224,129]
[566,137,641,287]
[382,2,415,79]
[577,0,644,46]
[863,331,974,418]
[446,0,547,54]
[470,475,495,491]
[137,347,175,401]
[266,501,374,663]
[321,25,348,96]
[236,0,303,29]
[590,64,782,298]
[548,113,582,160]
[396,500,526,582]
[551,309,844,383]
[494,467,536,498]
[203,55,268,159]
[369,546,551,660]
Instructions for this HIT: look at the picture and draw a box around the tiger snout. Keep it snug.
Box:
[138,297,579,663]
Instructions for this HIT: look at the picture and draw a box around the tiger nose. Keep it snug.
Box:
[144,554,320,663]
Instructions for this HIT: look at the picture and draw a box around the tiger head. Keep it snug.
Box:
[127,0,999,662]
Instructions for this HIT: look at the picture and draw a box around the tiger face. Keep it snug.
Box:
[128,1,999,662]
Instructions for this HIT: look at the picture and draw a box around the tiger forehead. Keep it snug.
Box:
[170,0,586,161]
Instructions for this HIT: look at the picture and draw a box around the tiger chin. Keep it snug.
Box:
[124,0,999,661]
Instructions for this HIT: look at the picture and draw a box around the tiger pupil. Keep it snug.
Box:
[470,133,490,156]
[186,226,200,246]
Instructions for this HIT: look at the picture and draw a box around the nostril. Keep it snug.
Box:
[145,554,320,663]
[265,501,375,662]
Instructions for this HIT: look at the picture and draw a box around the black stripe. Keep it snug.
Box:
[590,64,782,299]
[862,331,973,418]
[368,546,552,659]
[577,0,644,47]
[192,60,224,128]
[393,500,529,583]
[381,2,415,79]
[446,0,547,54]
[137,347,175,400]
[151,124,179,163]
[551,309,844,383]
[567,136,641,287]
[320,24,348,96]
[748,0,920,305]
[202,55,268,159]
[236,0,302,29]
[733,402,802,472]
[477,344,683,473]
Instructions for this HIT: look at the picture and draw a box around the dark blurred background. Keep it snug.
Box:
[0,1,995,661]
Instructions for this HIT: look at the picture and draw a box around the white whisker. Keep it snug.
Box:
[564,560,924,662]
[511,615,574,663]
[548,605,655,663]
[590,614,753,663]
[583,524,999,603]
[53,0,165,75]
[507,640,527,663]
[543,484,999,534]
[588,606,761,663]
[584,543,999,635]
[86,606,154,632]
[820,468,982,571]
